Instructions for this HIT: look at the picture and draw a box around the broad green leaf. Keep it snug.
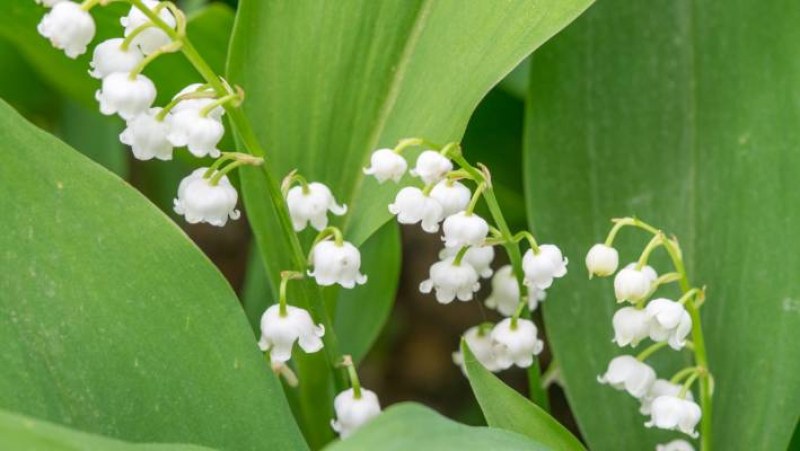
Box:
[324,403,548,451]
[0,37,53,119]
[524,1,800,450]
[462,342,584,451]
[59,100,128,177]
[0,100,306,451]
[0,408,213,451]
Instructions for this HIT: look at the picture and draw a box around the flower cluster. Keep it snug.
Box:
[589,218,711,448]
[365,139,567,374]
[36,0,254,227]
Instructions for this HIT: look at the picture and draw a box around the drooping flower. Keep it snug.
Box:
[597,355,656,399]
[645,395,702,438]
[89,38,144,79]
[491,318,544,369]
[166,108,224,158]
[173,168,240,226]
[286,182,347,232]
[522,244,568,289]
[308,240,367,288]
[614,263,658,303]
[439,245,495,279]
[429,180,471,217]
[258,304,324,363]
[640,379,693,415]
[388,186,444,233]
[331,388,381,438]
[452,325,502,373]
[410,150,452,184]
[585,243,619,277]
[170,83,225,119]
[485,265,546,316]
[645,298,692,350]
[120,0,177,55]
[612,307,651,347]
[419,256,480,304]
[119,108,173,161]
[442,212,489,248]
[362,148,407,183]
[656,439,695,451]
[96,72,157,120]
[37,1,96,59]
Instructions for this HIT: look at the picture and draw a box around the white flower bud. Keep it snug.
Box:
[37,2,95,59]
[522,244,568,289]
[656,439,695,451]
[36,0,67,7]
[645,298,692,349]
[452,326,502,373]
[612,307,651,347]
[173,168,240,227]
[419,256,480,304]
[171,83,225,119]
[491,318,544,369]
[166,109,224,158]
[614,263,658,302]
[442,212,489,248]
[640,379,693,415]
[485,265,546,316]
[308,240,367,288]
[331,388,381,438]
[362,148,407,183]
[410,150,452,184]
[88,38,144,79]
[120,0,176,55]
[440,245,495,279]
[119,108,173,161]
[645,395,702,438]
[286,182,347,232]
[429,180,471,216]
[258,304,324,363]
[597,355,656,399]
[585,243,619,277]
[96,72,156,120]
[388,186,444,233]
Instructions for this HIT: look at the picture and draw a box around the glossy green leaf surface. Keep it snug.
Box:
[325,403,547,451]
[0,409,214,451]
[462,343,584,451]
[524,1,800,449]
[0,100,306,451]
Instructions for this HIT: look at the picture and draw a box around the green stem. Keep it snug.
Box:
[465,182,485,214]
[129,41,181,79]
[636,341,668,361]
[635,233,664,270]
[343,356,363,399]
[670,366,699,384]
[453,246,470,266]
[203,153,237,178]
[121,22,154,50]
[199,93,240,117]
[209,160,245,185]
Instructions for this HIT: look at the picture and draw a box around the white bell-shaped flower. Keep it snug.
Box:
[522,244,568,289]
[656,439,695,451]
[363,148,407,183]
[440,245,495,279]
[96,72,156,120]
[388,186,444,233]
[585,243,619,277]
[419,256,480,304]
[120,0,177,55]
[491,318,544,369]
[37,2,95,59]
[442,212,489,248]
[119,108,173,161]
[170,83,225,119]
[173,168,240,226]
[331,388,381,438]
[166,108,224,158]
[485,265,546,316]
[645,395,702,438]
[429,180,471,216]
[258,304,324,363]
[597,355,656,398]
[410,150,453,184]
[308,240,367,288]
[286,182,347,232]
[640,379,693,415]
[36,0,67,7]
[646,298,692,349]
[452,326,503,373]
[614,263,658,302]
[612,307,651,347]
[89,38,144,79]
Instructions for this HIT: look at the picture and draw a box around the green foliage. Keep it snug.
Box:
[524,1,800,449]
[0,100,305,451]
